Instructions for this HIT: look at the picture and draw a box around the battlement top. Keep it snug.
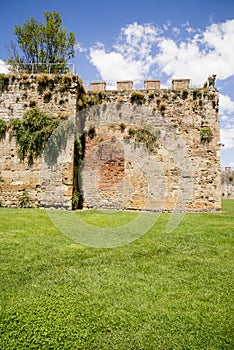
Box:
[90,79,191,91]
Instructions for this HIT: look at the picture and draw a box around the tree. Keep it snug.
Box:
[8,12,76,73]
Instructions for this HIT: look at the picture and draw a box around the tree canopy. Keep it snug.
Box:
[8,12,76,73]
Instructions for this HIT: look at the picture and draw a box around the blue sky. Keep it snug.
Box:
[0,0,234,168]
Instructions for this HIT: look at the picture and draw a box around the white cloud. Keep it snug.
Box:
[156,39,205,84]
[89,47,146,80]
[163,21,171,31]
[114,22,160,54]
[0,59,9,73]
[88,19,234,87]
[181,21,195,34]
[220,127,234,149]
[156,19,234,85]
[221,115,229,121]
[219,94,234,115]
[172,27,180,36]
[219,94,234,150]
[89,22,161,81]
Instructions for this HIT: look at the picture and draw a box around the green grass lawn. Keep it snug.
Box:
[0,200,233,349]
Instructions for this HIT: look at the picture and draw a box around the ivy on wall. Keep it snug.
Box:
[0,74,10,92]
[72,134,85,209]
[11,107,60,165]
[0,119,7,140]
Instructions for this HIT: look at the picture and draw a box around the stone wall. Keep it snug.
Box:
[0,74,80,208]
[222,167,234,198]
[0,74,79,120]
[0,75,222,211]
[81,82,221,211]
[0,133,41,207]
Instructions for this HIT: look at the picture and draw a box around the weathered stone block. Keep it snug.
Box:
[117,81,133,90]
[144,80,160,89]
[90,82,106,91]
[172,79,190,89]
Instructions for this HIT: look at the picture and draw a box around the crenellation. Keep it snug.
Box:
[87,79,193,90]
[144,80,160,89]
[90,81,106,91]
[117,81,133,90]
[172,79,190,89]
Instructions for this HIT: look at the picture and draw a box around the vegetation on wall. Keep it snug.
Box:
[0,119,7,140]
[77,91,106,110]
[130,90,145,105]
[200,126,213,143]
[36,73,78,94]
[119,122,126,132]
[11,107,60,165]
[159,101,167,113]
[18,190,31,208]
[127,127,160,152]
[87,125,96,139]
[0,74,10,92]
[72,135,85,209]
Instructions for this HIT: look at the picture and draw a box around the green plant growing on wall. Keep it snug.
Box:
[0,119,7,141]
[87,125,96,139]
[148,92,155,102]
[182,90,188,100]
[127,127,160,152]
[43,91,52,103]
[117,96,124,103]
[78,92,105,110]
[130,91,145,105]
[116,96,124,109]
[0,74,10,92]
[200,126,213,143]
[58,74,74,92]
[19,190,31,208]
[72,189,80,209]
[36,74,61,93]
[29,99,37,107]
[11,107,60,165]
[159,102,167,113]
[72,135,85,209]
[119,122,126,132]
